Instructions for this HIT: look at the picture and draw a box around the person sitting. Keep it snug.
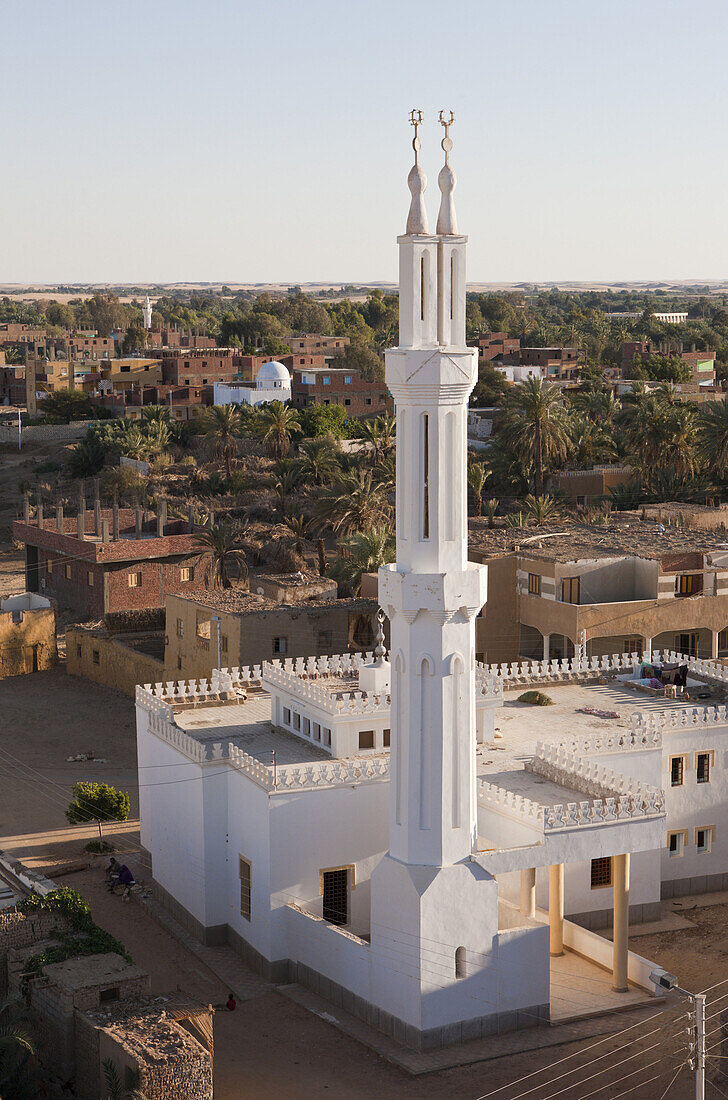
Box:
[105,858,122,890]
[110,864,135,894]
[226,993,236,1012]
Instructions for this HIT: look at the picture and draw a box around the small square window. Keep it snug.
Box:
[358,730,374,750]
[343,398,351,406]
[344,376,352,384]
[383,728,390,747]
[697,752,711,783]
[127,571,142,588]
[180,566,193,582]
[87,571,94,586]
[282,707,291,726]
[323,377,330,385]
[65,564,72,580]
[696,826,714,853]
[590,857,612,889]
[670,756,685,787]
[92,650,100,665]
[317,630,333,650]
[221,634,228,653]
[176,618,184,638]
[528,573,541,596]
[365,397,372,405]
[273,636,287,655]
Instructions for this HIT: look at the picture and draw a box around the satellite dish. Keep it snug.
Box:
[256,587,264,595]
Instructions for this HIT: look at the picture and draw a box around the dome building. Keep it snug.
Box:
[213,360,292,407]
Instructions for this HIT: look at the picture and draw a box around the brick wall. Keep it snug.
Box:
[0,908,68,996]
[0,606,57,677]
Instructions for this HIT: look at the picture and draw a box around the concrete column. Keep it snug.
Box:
[135,506,143,538]
[520,867,536,919]
[642,637,652,661]
[112,492,119,541]
[23,493,30,523]
[37,500,44,529]
[712,631,719,660]
[549,864,564,957]
[188,504,195,533]
[101,519,110,543]
[56,501,63,532]
[77,486,85,539]
[94,497,102,537]
[157,499,167,538]
[612,853,630,992]
[543,633,550,662]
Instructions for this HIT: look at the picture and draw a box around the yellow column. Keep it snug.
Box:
[549,864,564,957]
[520,867,536,919]
[612,853,630,992]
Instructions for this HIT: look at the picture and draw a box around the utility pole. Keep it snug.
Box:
[17,407,21,451]
[650,970,705,1099]
[212,615,221,672]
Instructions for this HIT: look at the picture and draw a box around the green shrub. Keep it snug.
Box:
[84,839,115,854]
[517,690,554,706]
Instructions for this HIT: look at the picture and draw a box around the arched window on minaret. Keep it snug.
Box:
[444,412,456,541]
[421,413,430,541]
[455,946,467,979]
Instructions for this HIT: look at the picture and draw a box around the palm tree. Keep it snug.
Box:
[142,419,171,455]
[499,377,570,496]
[696,397,728,476]
[194,518,248,589]
[467,462,490,516]
[316,468,390,537]
[282,513,311,556]
[524,493,560,526]
[102,1058,145,1100]
[269,469,300,518]
[0,997,36,1099]
[140,405,170,425]
[484,498,499,528]
[295,436,341,485]
[202,404,241,479]
[359,413,396,465]
[257,401,302,457]
[329,528,395,594]
[372,452,396,494]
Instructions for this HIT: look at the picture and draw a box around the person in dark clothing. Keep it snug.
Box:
[226,993,236,1011]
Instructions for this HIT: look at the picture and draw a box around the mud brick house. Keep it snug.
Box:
[14,496,209,618]
[290,365,389,416]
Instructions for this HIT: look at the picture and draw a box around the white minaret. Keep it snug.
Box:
[142,295,153,330]
[371,113,495,1039]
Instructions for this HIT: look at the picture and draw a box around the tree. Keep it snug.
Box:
[298,403,350,439]
[471,362,510,406]
[316,467,390,536]
[40,390,96,423]
[66,438,106,478]
[338,341,383,382]
[329,528,394,594]
[524,493,560,525]
[467,462,490,516]
[65,782,130,841]
[257,401,302,457]
[499,377,570,496]
[202,404,241,479]
[358,413,396,465]
[0,997,37,1100]
[281,513,311,556]
[295,436,342,485]
[102,1058,145,1100]
[696,397,728,476]
[194,518,248,589]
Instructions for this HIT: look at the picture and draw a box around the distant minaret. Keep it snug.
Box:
[142,295,152,330]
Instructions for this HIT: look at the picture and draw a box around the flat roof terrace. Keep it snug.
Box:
[173,695,330,766]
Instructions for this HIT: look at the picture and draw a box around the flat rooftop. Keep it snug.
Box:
[174,695,330,765]
[176,589,376,615]
[468,515,728,563]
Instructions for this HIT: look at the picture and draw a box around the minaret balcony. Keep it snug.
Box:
[378,561,486,620]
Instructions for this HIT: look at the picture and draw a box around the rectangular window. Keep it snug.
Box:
[670,756,685,787]
[127,571,142,588]
[322,867,349,925]
[239,856,251,920]
[675,632,699,657]
[358,730,374,750]
[562,577,580,604]
[180,566,193,582]
[176,618,184,638]
[92,649,100,665]
[282,707,291,726]
[302,717,310,737]
[696,752,711,783]
[383,728,391,747]
[668,830,687,857]
[623,637,643,656]
[528,573,541,596]
[365,397,372,405]
[323,727,331,747]
[47,557,52,574]
[76,644,82,659]
[344,376,352,384]
[87,570,94,586]
[221,634,228,654]
[273,636,287,655]
[313,722,321,741]
[65,564,72,580]
[675,574,702,597]
[696,826,714,854]
[422,413,430,540]
[323,377,330,385]
[344,398,351,406]
[292,712,300,731]
[317,630,333,649]
[590,857,612,889]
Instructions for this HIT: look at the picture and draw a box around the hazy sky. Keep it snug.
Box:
[3,0,727,285]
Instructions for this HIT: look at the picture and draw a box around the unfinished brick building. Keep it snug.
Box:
[14,495,210,618]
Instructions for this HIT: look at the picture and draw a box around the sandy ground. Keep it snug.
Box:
[1,670,722,1099]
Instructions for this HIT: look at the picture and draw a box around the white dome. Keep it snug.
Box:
[256,360,291,387]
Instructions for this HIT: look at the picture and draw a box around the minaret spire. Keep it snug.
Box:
[406,109,429,235]
[436,110,458,235]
